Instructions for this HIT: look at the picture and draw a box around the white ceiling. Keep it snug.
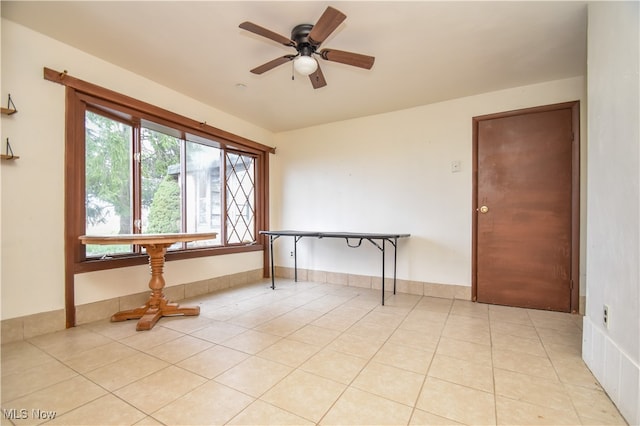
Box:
[2,1,587,132]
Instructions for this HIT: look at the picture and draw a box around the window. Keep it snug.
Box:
[84,112,227,257]
[51,69,273,272]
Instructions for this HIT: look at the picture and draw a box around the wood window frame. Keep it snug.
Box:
[44,68,274,327]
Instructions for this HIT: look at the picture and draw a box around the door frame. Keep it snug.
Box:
[471,101,581,313]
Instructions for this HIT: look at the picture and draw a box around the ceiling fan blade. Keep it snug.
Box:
[319,49,375,70]
[239,22,295,47]
[309,64,327,89]
[308,6,346,45]
[250,55,296,74]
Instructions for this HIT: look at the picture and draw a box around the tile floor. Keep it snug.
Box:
[1,279,628,425]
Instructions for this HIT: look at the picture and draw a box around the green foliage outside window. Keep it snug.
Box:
[146,176,181,234]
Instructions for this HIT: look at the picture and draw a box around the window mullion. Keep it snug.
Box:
[132,120,142,253]
[179,134,187,249]
[222,149,229,245]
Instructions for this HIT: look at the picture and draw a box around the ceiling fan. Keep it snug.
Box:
[239,6,375,89]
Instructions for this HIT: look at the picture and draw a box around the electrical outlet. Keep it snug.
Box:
[603,304,609,328]
[290,251,294,257]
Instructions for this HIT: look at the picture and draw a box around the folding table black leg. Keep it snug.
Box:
[393,237,398,294]
[381,239,386,305]
[269,235,276,289]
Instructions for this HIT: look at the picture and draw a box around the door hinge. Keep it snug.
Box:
[570,279,574,290]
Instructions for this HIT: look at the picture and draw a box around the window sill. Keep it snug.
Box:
[74,243,264,274]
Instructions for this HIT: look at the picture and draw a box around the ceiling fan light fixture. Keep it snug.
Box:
[293,55,318,76]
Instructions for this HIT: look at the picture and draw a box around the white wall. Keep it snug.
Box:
[271,77,586,289]
[0,19,274,320]
[582,2,640,425]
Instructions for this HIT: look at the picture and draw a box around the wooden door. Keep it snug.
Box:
[473,102,579,312]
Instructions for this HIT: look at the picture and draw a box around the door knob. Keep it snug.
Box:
[478,205,489,214]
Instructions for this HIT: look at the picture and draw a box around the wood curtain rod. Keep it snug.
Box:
[43,67,275,154]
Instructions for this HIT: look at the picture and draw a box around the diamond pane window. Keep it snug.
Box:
[226,152,256,244]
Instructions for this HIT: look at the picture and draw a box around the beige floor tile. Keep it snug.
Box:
[409,409,464,425]
[61,341,139,373]
[156,314,213,334]
[288,324,340,346]
[352,361,425,406]
[400,316,446,335]
[442,321,491,345]
[5,376,106,423]
[489,305,534,326]
[428,354,494,393]
[450,299,489,319]
[361,309,407,328]
[528,311,580,330]
[277,307,325,324]
[253,317,306,337]
[214,356,292,397]
[227,400,314,425]
[492,348,559,380]
[46,394,147,425]
[28,328,114,361]
[261,370,346,423]
[133,416,164,425]
[326,332,385,359]
[435,336,492,365]
[1,281,625,426]
[119,327,183,351]
[565,383,628,424]
[490,320,539,340]
[142,335,213,364]
[177,344,250,379]
[494,368,574,412]
[257,338,321,367]
[84,353,169,391]
[345,318,397,342]
[491,332,547,357]
[373,341,434,374]
[152,381,254,425]
[320,387,413,425]
[80,319,140,341]
[495,395,581,425]
[551,358,603,390]
[1,359,78,403]
[538,327,583,352]
[299,348,368,384]
[221,329,282,354]
[227,307,284,328]
[190,320,248,343]
[388,328,440,352]
[403,308,449,326]
[414,297,453,313]
[312,312,362,332]
[416,376,496,425]
[544,340,582,360]
[1,341,56,376]
[114,366,207,414]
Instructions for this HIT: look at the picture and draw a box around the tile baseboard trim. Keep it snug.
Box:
[582,316,639,425]
[274,267,471,300]
[1,269,263,344]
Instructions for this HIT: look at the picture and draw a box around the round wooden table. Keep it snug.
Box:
[79,233,217,331]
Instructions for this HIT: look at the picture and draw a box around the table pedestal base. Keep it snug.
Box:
[109,242,201,331]
[111,297,200,331]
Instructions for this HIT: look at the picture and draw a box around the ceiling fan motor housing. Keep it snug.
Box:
[292,24,317,56]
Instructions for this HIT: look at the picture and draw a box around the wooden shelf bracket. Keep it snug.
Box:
[1,138,19,160]
[1,94,17,115]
